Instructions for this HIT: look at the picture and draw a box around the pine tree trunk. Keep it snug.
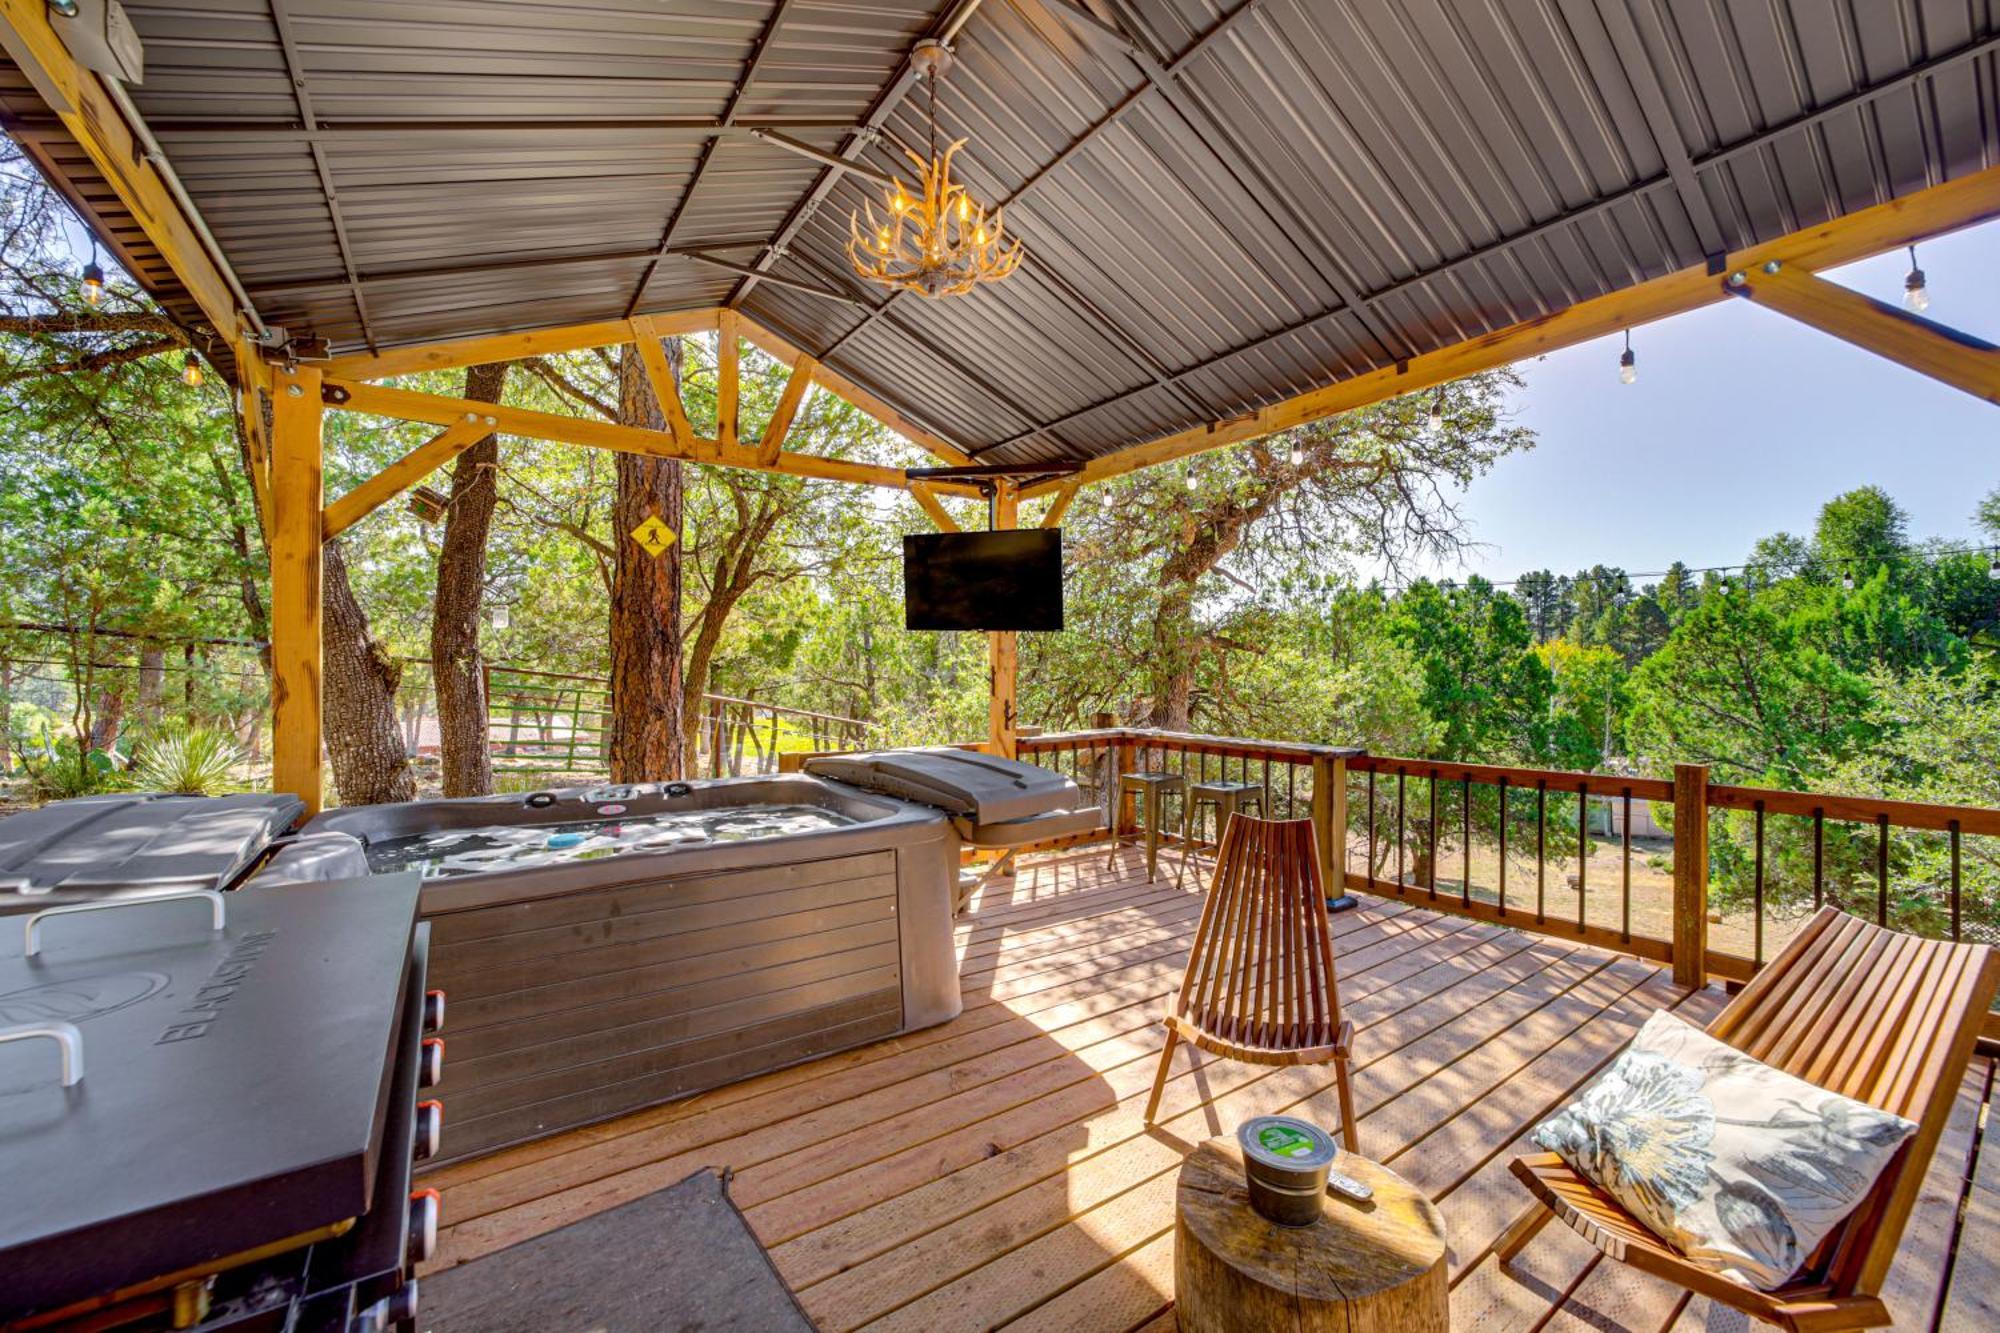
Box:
[322,537,416,805]
[609,343,684,782]
[431,361,508,796]
[137,645,165,723]
[90,685,127,753]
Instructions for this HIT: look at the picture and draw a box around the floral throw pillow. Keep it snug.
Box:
[1531,1009,1915,1290]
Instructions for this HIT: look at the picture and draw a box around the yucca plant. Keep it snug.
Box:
[131,725,243,797]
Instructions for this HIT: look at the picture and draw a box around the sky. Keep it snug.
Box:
[1405,218,1998,590]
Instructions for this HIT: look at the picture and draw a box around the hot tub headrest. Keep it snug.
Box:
[804,748,1081,826]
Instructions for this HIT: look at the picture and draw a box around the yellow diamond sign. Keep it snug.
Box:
[629,515,677,557]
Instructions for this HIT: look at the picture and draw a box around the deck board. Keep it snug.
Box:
[426,845,1995,1331]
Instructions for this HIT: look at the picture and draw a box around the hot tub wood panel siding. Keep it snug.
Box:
[440,991,905,1163]
[423,848,905,1164]
[422,851,897,946]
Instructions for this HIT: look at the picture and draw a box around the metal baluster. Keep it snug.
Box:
[1461,774,1472,908]
[1535,781,1547,923]
[1497,777,1508,916]
[1576,782,1588,933]
[1426,772,1438,902]
[1950,819,1963,943]
[1876,813,1889,926]
[1367,768,1377,888]
[1753,800,1766,966]
[1620,788,1632,943]
[1396,769,1407,895]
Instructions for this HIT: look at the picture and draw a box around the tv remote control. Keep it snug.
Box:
[1325,1170,1374,1202]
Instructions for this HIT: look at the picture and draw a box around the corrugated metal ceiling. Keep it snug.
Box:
[10,0,1997,461]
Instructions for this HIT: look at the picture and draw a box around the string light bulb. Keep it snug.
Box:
[80,240,103,308]
[1618,330,1636,384]
[1186,468,1198,492]
[1841,568,1856,592]
[181,351,203,387]
[1427,385,1445,433]
[1719,575,1732,596]
[1902,245,1929,314]
[1288,442,1303,466]
[1989,550,2000,581]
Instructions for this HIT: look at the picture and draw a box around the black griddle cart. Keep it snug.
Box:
[0,872,441,1331]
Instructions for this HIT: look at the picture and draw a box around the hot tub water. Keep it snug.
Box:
[363,803,857,880]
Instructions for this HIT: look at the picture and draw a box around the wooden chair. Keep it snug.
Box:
[1143,813,1358,1150]
[1497,905,2000,1332]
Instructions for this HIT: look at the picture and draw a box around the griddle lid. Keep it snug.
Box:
[0,793,305,902]
[804,748,1080,825]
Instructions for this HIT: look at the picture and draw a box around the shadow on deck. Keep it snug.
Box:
[423,845,1998,1331]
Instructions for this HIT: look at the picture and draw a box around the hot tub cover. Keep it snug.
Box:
[0,792,305,909]
[804,749,1081,826]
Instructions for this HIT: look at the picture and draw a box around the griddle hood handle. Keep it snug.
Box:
[0,1021,83,1086]
[23,888,227,957]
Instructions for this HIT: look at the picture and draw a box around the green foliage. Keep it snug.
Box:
[1385,576,1554,763]
[19,731,125,801]
[130,724,243,796]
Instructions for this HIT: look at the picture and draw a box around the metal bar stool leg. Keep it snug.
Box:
[1144,782,1162,882]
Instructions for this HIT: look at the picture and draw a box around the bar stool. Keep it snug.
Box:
[1183,781,1267,870]
[1107,770,1186,884]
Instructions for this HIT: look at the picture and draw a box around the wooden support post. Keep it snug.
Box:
[1113,734,1136,834]
[1311,751,1349,893]
[716,307,740,449]
[270,363,325,813]
[1731,262,2000,405]
[987,480,1019,759]
[1672,762,1711,988]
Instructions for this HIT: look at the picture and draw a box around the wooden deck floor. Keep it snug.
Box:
[424,846,1998,1331]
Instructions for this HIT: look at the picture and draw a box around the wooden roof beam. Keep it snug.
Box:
[1021,162,2000,499]
[0,0,243,336]
[1727,262,2000,405]
[324,377,986,498]
[320,311,715,382]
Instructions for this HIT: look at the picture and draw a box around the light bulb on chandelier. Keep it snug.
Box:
[847,42,1022,298]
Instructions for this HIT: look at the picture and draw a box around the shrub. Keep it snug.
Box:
[131,725,243,796]
[21,732,126,802]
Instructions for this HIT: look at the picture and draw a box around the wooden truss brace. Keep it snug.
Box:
[1726,261,2000,405]
[908,481,961,532]
[321,306,971,467]
[1020,162,2000,499]
[321,418,490,539]
[324,378,983,499]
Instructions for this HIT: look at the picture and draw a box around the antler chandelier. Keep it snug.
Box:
[848,41,1023,298]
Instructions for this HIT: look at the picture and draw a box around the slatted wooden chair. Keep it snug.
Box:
[1143,813,1358,1150]
[1498,905,2000,1332]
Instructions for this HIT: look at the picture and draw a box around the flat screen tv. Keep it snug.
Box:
[904,529,1064,632]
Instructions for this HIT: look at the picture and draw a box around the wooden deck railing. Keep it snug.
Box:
[1013,730,2000,1038]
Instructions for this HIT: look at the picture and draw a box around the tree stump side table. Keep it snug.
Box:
[1174,1136,1448,1332]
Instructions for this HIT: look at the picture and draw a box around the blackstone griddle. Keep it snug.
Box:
[0,792,305,914]
[0,871,423,1322]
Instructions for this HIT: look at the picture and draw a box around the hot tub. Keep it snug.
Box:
[300,753,1096,1164]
